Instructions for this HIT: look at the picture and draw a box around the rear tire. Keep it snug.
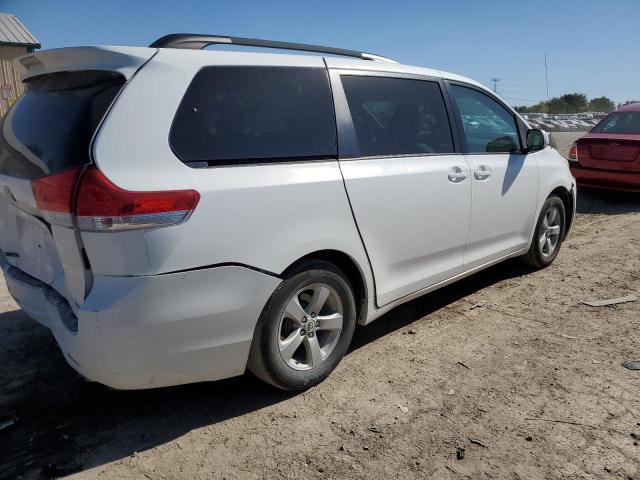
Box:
[521,195,566,268]
[247,260,357,391]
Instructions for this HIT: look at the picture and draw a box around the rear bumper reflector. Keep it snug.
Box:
[77,210,192,231]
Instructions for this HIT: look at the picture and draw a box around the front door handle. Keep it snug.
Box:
[473,165,492,180]
[448,166,467,183]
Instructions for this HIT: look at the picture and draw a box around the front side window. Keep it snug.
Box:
[451,85,520,153]
[592,112,640,133]
[171,67,337,164]
[340,75,454,157]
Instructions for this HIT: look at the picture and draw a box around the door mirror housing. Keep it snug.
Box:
[526,128,549,152]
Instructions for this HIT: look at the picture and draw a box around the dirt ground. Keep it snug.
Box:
[1,134,639,480]
[551,131,584,159]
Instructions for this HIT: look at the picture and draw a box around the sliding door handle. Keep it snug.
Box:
[448,166,468,183]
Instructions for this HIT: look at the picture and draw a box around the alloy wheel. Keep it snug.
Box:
[277,283,344,371]
[539,205,562,257]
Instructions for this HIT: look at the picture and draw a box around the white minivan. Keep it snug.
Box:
[0,34,576,390]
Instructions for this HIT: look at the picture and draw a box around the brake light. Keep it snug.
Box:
[568,143,578,162]
[75,166,199,231]
[32,167,82,214]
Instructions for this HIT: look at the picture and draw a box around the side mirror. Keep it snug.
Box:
[526,128,549,152]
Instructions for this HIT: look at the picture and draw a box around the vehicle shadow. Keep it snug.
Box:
[577,188,640,215]
[350,258,531,351]
[0,312,297,478]
[501,153,525,196]
[0,259,532,478]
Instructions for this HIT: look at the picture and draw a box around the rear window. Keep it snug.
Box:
[170,67,337,165]
[592,112,640,134]
[0,70,125,179]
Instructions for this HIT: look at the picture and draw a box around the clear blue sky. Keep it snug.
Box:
[4,0,639,106]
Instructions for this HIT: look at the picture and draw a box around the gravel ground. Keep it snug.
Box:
[1,152,639,479]
[551,131,587,159]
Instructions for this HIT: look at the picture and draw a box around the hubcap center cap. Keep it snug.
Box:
[305,321,316,334]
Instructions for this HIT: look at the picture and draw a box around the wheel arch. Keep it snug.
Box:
[549,185,574,239]
[281,249,369,324]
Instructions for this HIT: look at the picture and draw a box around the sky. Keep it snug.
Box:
[3,0,639,106]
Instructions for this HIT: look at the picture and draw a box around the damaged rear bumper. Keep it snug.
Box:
[3,262,280,389]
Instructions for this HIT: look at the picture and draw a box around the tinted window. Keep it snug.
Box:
[0,71,125,179]
[451,85,520,153]
[592,112,640,133]
[170,67,337,164]
[340,75,454,157]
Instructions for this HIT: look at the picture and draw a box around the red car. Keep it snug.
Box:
[569,103,640,192]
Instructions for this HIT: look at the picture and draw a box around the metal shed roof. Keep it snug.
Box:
[0,13,40,48]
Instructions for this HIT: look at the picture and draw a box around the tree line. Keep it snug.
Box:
[514,93,616,114]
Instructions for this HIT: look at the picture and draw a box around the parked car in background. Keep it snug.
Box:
[519,114,604,132]
[0,34,576,391]
[569,103,640,192]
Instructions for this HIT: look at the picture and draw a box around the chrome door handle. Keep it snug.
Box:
[448,167,467,183]
[473,165,492,180]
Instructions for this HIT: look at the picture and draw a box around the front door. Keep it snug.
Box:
[448,84,538,271]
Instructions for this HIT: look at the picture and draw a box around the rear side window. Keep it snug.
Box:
[592,112,640,133]
[341,75,454,157]
[450,85,520,153]
[170,67,337,165]
[0,71,125,179]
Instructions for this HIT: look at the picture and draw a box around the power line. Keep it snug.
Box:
[490,77,501,94]
[502,82,640,88]
[502,97,542,102]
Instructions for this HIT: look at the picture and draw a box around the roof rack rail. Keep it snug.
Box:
[149,34,398,63]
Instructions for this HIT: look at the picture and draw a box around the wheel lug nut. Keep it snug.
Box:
[300,329,306,336]
[302,317,307,323]
[311,312,316,318]
[309,332,314,338]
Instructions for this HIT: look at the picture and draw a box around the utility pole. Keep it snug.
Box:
[544,52,550,103]
[490,77,501,94]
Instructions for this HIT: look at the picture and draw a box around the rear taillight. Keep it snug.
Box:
[32,167,81,213]
[31,167,82,226]
[75,167,199,231]
[568,142,578,162]
[32,166,199,231]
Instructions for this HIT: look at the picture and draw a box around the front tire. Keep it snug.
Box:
[522,195,566,268]
[247,260,357,390]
